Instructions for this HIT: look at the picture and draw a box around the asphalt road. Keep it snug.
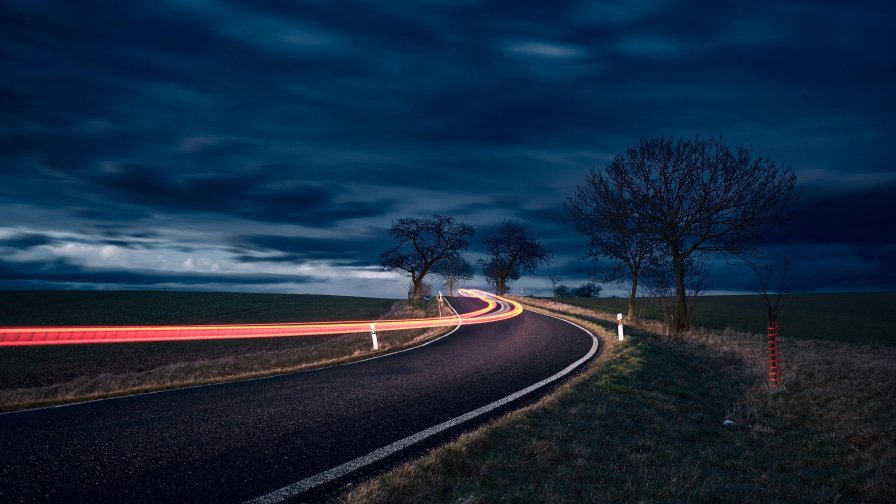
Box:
[0,296,597,503]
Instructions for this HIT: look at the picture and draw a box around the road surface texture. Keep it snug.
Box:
[0,296,596,503]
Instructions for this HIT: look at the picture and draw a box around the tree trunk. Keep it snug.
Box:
[496,278,507,296]
[673,254,689,333]
[411,276,423,301]
[627,273,639,319]
[446,280,456,296]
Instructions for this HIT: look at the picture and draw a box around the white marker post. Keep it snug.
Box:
[438,291,443,318]
[370,323,379,350]
[617,313,624,341]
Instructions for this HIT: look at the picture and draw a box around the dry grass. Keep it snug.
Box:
[340,297,896,503]
[0,300,455,412]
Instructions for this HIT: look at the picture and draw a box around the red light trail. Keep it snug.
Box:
[0,289,523,346]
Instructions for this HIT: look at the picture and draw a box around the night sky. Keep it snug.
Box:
[1,0,894,298]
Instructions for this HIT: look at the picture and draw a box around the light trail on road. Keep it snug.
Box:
[0,289,523,346]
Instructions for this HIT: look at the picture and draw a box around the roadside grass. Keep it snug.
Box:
[0,291,454,412]
[554,291,896,346]
[340,297,895,503]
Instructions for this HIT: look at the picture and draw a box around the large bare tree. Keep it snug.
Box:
[380,215,474,300]
[432,254,474,296]
[573,134,800,333]
[567,175,661,318]
[479,220,551,296]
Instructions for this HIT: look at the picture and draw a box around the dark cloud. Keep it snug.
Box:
[0,0,893,294]
[0,233,55,250]
[705,243,896,295]
[0,230,156,253]
[765,183,896,247]
[88,166,397,226]
[0,257,314,288]
[233,233,393,266]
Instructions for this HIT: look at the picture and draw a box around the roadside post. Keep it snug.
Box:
[370,323,379,350]
[438,291,443,318]
[617,313,624,341]
[767,319,782,390]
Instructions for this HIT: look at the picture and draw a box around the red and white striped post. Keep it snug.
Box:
[767,319,782,390]
[617,313,624,342]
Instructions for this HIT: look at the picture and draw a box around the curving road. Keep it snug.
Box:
[0,296,597,503]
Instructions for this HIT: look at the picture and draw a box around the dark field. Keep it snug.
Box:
[0,290,438,410]
[0,290,395,326]
[554,291,896,346]
[0,290,396,387]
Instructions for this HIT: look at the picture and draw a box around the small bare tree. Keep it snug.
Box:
[548,270,561,295]
[751,257,798,391]
[751,257,798,325]
[479,220,552,296]
[433,255,474,296]
[380,214,474,300]
[567,178,661,319]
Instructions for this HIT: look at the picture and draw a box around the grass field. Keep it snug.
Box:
[0,290,450,411]
[0,290,396,326]
[554,291,896,346]
[342,297,895,502]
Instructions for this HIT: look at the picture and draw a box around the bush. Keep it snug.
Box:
[554,281,601,298]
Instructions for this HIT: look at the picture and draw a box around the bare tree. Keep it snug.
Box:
[380,214,474,300]
[581,134,800,333]
[752,257,798,324]
[432,254,474,296]
[567,178,661,318]
[572,280,602,297]
[554,284,572,297]
[548,270,561,294]
[479,220,552,296]
[750,256,798,391]
[643,265,677,337]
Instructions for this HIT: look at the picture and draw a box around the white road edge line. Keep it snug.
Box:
[245,308,599,504]
[0,299,465,417]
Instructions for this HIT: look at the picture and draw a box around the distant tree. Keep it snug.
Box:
[548,271,562,295]
[380,215,474,300]
[572,280,602,298]
[553,284,572,297]
[571,134,800,333]
[555,280,602,298]
[433,255,474,296]
[479,220,552,296]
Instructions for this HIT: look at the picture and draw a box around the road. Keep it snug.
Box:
[0,296,597,503]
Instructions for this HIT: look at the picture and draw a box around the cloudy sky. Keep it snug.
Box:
[1,0,894,298]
